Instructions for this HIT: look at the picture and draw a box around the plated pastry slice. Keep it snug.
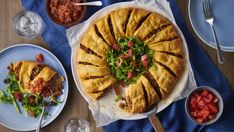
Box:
[133,13,171,41]
[8,61,64,97]
[145,25,179,45]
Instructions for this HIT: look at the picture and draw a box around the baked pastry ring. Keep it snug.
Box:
[76,8,185,113]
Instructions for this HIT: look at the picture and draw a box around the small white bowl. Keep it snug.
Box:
[185,86,224,125]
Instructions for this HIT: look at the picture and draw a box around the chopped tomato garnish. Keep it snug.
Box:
[116,60,121,66]
[141,54,148,68]
[13,91,23,101]
[128,49,133,57]
[127,71,134,80]
[28,96,35,104]
[112,43,120,51]
[130,61,137,68]
[114,87,121,95]
[127,41,134,47]
[35,53,44,62]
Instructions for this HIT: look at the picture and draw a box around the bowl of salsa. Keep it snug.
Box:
[46,0,86,27]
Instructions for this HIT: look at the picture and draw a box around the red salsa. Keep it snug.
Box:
[49,0,85,24]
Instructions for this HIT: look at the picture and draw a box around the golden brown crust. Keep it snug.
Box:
[133,13,171,40]
[125,8,150,37]
[95,15,116,46]
[12,61,62,95]
[109,8,132,39]
[145,25,179,45]
[76,8,185,113]
[119,78,147,113]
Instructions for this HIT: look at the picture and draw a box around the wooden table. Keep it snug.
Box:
[0,0,233,132]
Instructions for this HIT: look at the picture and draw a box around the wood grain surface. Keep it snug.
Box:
[0,0,233,132]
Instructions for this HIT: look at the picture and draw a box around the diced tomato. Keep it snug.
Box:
[191,111,197,117]
[128,49,133,57]
[127,41,134,47]
[127,71,134,80]
[130,61,137,68]
[119,82,126,88]
[201,89,209,96]
[112,43,120,51]
[208,103,218,114]
[116,60,121,66]
[196,117,204,123]
[207,93,214,102]
[213,97,219,103]
[200,109,210,119]
[196,96,202,102]
[35,53,44,62]
[197,100,205,107]
[13,91,22,101]
[114,87,121,95]
[28,96,35,104]
[141,54,148,61]
[120,54,128,59]
[208,114,215,120]
[141,54,148,68]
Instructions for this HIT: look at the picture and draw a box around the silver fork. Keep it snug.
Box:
[202,0,225,64]
[36,97,52,132]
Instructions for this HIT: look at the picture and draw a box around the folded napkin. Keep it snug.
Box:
[21,0,234,131]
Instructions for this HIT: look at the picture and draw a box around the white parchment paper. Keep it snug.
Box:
[67,0,197,127]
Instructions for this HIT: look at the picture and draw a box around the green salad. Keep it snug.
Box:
[0,72,59,117]
[107,37,154,84]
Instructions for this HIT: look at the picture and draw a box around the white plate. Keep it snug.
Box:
[0,44,68,131]
[71,2,189,120]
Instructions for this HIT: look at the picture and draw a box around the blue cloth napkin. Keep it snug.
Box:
[21,0,234,131]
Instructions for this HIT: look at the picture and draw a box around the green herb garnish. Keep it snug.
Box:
[107,37,153,84]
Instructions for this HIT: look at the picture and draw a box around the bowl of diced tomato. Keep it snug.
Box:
[185,86,223,125]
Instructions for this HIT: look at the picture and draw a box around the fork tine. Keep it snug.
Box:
[202,0,207,18]
[207,0,213,16]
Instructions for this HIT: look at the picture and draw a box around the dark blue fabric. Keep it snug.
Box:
[21,0,234,131]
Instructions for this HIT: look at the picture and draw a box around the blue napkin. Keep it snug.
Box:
[21,0,234,131]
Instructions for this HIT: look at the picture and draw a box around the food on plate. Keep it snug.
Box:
[0,61,64,117]
[75,8,185,113]
[188,89,219,123]
[36,53,44,62]
[48,0,85,24]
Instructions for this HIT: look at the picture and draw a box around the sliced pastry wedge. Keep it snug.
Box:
[95,15,116,46]
[76,48,108,67]
[119,78,147,113]
[82,75,117,100]
[153,52,184,78]
[125,8,150,37]
[145,25,179,45]
[80,25,109,58]
[133,13,171,40]
[148,63,177,98]
[109,8,132,39]
[148,38,184,59]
